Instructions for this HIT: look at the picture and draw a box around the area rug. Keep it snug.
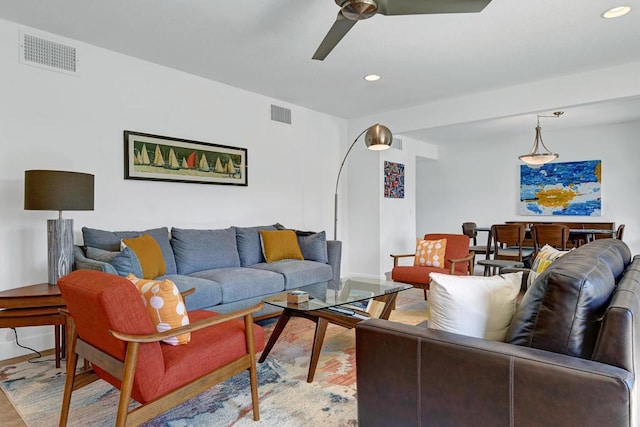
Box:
[0,288,427,426]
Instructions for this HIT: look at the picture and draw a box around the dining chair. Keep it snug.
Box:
[616,224,625,240]
[461,222,493,257]
[58,270,265,426]
[530,224,570,257]
[479,224,533,275]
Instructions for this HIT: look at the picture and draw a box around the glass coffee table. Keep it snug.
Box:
[259,277,411,382]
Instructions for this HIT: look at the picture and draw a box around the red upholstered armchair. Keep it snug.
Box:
[57,270,265,426]
[390,233,474,298]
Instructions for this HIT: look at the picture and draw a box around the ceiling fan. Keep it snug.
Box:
[312,0,493,60]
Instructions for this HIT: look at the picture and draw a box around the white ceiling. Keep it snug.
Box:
[1,0,639,139]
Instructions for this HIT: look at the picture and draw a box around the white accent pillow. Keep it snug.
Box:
[428,272,522,341]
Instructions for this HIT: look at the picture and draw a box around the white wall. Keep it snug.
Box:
[417,119,640,255]
[0,19,346,359]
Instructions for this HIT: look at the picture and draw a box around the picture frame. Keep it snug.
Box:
[124,131,248,186]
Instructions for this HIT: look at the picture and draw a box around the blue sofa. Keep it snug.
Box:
[72,225,341,318]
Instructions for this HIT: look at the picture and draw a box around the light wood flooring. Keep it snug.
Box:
[0,350,56,427]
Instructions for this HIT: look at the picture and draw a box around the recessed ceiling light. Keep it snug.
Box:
[601,5,631,18]
[364,74,381,82]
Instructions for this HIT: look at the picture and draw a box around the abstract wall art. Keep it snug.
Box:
[384,161,404,199]
[520,160,601,216]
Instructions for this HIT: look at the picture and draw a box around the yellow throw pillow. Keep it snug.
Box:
[122,234,166,279]
[127,274,190,345]
[259,229,304,263]
[527,244,571,287]
[414,238,447,268]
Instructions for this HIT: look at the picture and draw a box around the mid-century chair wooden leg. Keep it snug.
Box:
[245,314,260,421]
[115,342,141,427]
[59,330,79,427]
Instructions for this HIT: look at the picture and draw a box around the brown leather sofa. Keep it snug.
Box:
[356,238,638,427]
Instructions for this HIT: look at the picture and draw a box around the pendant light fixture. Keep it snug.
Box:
[519,111,563,165]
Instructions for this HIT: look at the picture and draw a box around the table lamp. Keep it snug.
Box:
[24,170,94,284]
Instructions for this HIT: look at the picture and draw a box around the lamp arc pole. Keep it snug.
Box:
[333,124,392,240]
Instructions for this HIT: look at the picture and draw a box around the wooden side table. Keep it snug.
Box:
[0,283,66,368]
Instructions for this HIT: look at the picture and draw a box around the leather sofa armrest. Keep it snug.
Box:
[356,318,633,427]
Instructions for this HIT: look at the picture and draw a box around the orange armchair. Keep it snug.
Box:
[390,233,474,298]
[57,270,265,426]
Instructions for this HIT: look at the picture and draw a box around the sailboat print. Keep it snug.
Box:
[166,148,180,170]
[199,154,210,171]
[140,144,151,165]
[154,145,165,167]
[214,157,225,173]
[187,152,196,168]
[226,160,236,176]
[181,157,189,169]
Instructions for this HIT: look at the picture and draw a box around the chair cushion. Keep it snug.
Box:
[122,234,167,279]
[259,230,304,263]
[391,265,454,286]
[428,272,522,341]
[414,238,447,268]
[127,275,191,345]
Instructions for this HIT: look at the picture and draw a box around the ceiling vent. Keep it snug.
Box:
[19,30,79,75]
[271,104,292,125]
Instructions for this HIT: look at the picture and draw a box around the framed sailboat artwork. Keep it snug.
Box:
[124,131,248,186]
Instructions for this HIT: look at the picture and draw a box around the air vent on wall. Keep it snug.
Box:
[271,104,292,124]
[391,137,403,150]
[19,30,79,75]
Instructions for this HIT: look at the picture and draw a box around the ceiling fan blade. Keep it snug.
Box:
[312,12,358,61]
[376,0,492,15]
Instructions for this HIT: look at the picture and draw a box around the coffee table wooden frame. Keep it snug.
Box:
[259,290,401,383]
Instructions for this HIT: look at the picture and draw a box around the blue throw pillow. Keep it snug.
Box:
[297,231,329,263]
[235,225,278,266]
[108,247,144,278]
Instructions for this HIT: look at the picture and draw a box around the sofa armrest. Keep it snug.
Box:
[356,318,633,427]
[327,240,342,285]
[73,245,117,274]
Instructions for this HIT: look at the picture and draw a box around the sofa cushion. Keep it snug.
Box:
[250,260,333,290]
[527,244,570,287]
[506,239,631,358]
[82,227,177,275]
[189,267,284,304]
[160,274,223,311]
[235,225,278,266]
[122,234,167,279]
[170,227,241,275]
[428,272,522,341]
[259,230,304,263]
[297,231,329,263]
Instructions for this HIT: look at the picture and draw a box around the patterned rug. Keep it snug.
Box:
[0,288,427,427]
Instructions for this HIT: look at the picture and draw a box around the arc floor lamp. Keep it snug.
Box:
[24,170,94,284]
[334,124,393,240]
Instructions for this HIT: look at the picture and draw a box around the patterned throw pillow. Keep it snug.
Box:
[127,274,190,345]
[414,239,447,268]
[121,234,166,279]
[527,245,571,287]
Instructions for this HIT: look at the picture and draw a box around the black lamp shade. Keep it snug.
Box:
[24,170,94,211]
